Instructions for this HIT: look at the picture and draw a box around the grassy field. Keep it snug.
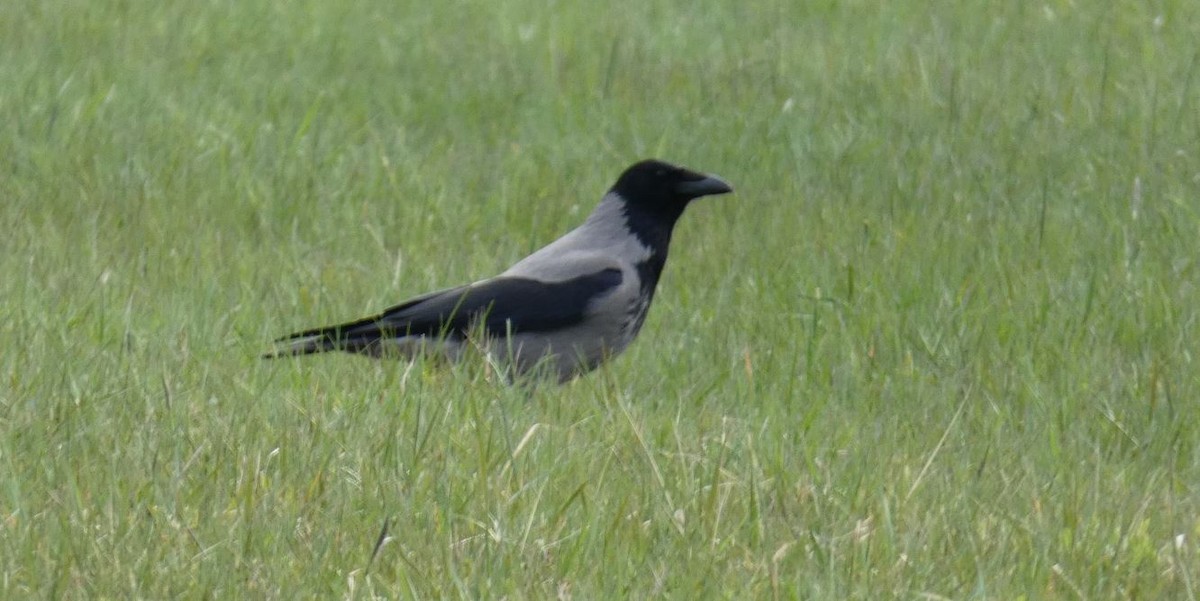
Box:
[3,0,1199,597]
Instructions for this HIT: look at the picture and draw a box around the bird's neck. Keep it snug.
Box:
[606,193,683,297]
[588,192,681,257]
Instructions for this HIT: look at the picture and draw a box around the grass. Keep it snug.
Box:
[2,0,1199,597]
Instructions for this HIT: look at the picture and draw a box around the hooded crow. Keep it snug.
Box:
[265,159,733,382]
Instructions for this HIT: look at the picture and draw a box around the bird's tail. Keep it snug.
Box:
[262,315,384,359]
[261,334,334,358]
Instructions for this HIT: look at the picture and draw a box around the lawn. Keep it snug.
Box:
[2,0,1198,598]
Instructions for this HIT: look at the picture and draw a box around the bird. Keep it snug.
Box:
[264,159,733,382]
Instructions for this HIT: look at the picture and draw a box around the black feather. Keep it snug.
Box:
[266,269,623,357]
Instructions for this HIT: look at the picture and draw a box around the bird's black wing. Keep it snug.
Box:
[267,268,623,356]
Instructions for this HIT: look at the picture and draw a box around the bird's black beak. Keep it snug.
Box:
[675,173,733,199]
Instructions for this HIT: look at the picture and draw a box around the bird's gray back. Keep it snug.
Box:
[502,193,653,281]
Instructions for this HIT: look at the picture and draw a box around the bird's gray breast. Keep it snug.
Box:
[620,292,653,345]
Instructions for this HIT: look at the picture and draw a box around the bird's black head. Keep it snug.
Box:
[606,160,733,287]
[611,160,733,220]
